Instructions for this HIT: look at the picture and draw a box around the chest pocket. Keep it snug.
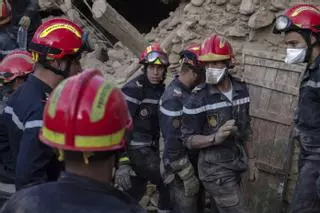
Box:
[205,100,233,133]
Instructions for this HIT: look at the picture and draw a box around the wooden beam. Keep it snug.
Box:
[91,0,148,57]
[242,49,305,73]
[250,109,293,126]
[244,77,299,96]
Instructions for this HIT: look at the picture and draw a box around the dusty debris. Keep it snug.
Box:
[248,7,275,29]
[240,0,256,15]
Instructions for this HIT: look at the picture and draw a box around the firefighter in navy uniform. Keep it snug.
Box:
[159,43,205,213]
[3,18,84,190]
[1,70,146,213]
[0,51,33,207]
[181,35,255,213]
[273,4,320,213]
[115,43,171,213]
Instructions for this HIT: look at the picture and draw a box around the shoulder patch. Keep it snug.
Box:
[192,83,206,93]
[173,88,182,96]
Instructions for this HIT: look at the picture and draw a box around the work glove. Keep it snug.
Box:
[18,16,31,29]
[248,157,258,182]
[214,119,237,145]
[115,164,136,190]
[183,175,200,197]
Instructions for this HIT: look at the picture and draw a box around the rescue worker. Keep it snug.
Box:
[3,18,84,190]
[0,0,41,58]
[181,34,255,213]
[0,51,34,111]
[0,51,33,207]
[159,43,204,213]
[273,4,320,213]
[115,43,172,213]
[1,69,146,213]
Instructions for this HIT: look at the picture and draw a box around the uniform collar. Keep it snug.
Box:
[59,172,138,205]
[174,76,192,93]
[309,55,320,70]
[28,74,52,94]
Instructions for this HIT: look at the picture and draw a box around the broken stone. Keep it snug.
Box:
[168,17,181,29]
[248,7,275,29]
[145,33,156,42]
[106,68,116,75]
[184,3,202,14]
[112,61,122,69]
[183,32,197,42]
[39,0,60,10]
[240,15,250,22]
[172,44,183,54]
[115,64,129,75]
[270,0,287,10]
[169,53,180,64]
[227,25,249,37]
[172,36,182,44]
[216,0,228,5]
[191,0,205,7]
[199,19,207,27]
[158,19,170,28]
[229,0,241,5]
[248,29,256,42]
[226,3,239,14]
[240,0,256,15]
[108,49,126,61]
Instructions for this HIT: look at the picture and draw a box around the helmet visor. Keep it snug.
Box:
[146,51,169,66]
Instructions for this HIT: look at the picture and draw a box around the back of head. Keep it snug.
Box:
[29,18,85,78]
[39,69,132,165]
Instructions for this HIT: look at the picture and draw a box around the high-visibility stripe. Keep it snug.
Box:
[25,120,43,129]
[42,126,125,149]
[123,94,140,104]
[119,157,130,162]
[42,127,65,145]
[90,82,113,122]
[123,94,159,105]
[75,128,125,148]
[304,80,320,88]
[159,105,182,117]
[141,99,159,104]
[4,106,24,130]
[183,97,250,115]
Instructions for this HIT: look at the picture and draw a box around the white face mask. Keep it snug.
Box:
[205,68,226,84]
[284,48,306,64]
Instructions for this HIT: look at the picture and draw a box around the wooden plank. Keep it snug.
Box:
[250,109,293,126]
[92,0,147,57]
[242,49,305,73]
[244,77,299,96]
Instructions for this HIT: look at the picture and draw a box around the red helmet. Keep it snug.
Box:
[29,18,83,60]
[0,51,34,83]
[39,69,132,152]
[199,34,233,63]
[179,43,201,68]
[139,43,169,66]
[0,0,11,21]
[273,4,320,34]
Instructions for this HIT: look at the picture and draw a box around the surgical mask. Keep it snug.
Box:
[285,48,306,64]
[205,68,226,84]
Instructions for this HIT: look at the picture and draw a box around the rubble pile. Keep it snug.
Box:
[39,0,318,83]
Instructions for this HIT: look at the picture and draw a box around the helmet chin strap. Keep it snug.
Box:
[296,30,320,64]
[39,56,73,79]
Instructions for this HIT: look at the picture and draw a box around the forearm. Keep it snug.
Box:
[185,134,215,149]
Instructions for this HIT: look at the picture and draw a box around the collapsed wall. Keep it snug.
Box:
[38,0,319,84]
